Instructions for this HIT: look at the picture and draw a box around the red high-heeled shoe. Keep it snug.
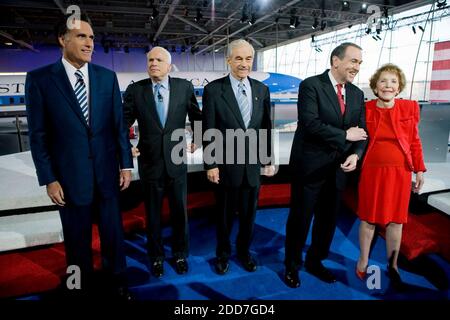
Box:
[355,266,367,281]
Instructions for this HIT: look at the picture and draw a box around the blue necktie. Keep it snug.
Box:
[154,83,166,127]
[74,70,88,124]
[237,82,251,128]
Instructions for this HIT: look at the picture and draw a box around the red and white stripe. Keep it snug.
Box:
[430,41,450,102]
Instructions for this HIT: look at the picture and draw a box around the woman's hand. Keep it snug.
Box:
[413,171,424,193]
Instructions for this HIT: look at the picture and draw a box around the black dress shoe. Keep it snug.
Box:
[238,254,257,272]
[305,260,337,283]
[284,269,300,288]
[151,260,164,278]
[215,257,229,275]
[387,265,404,289]
[175,258,189,275]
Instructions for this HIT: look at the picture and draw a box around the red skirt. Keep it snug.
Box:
[357,166,412,225]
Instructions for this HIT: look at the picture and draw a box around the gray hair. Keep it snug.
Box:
[330,42,362,66]
[226,39,255,58]
[147,46,172,64]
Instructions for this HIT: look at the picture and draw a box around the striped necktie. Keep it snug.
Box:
[74,70,89,123]
[237,82,251,128]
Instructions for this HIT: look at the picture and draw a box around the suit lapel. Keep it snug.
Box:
[343,84,356,126]
[319,71,343,120]
[50,61,89,129]
[248,77,260,129]
[88,64,98,129]
[165,77,177,132]
[141,79,163,130]
[221,77,246,129]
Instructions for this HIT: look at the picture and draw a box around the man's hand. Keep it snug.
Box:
[262,165,276,177]
[341,154,359,172]
[413,171,425,193]
[120,170,132,191]
[187,143,198,153]
[46,181,65,206]
[346,126,368,142]
[132,147,140,157]
[207,168,220,184]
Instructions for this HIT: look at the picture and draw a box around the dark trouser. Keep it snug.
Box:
[59,193,126,288]
[284,169,341,270]
[215,176,260,259]
[141,172,188,262]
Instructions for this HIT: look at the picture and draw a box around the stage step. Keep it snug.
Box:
[0,211,63,252]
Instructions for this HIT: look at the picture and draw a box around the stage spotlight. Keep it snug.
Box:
[194,8,203,22]
[312,17,319,29]
[289,16,296,28]
[341,1,350,11]
[360,3,368,13]
[249,14,256,26]
[150,7,159,20]
[240,4,248,23]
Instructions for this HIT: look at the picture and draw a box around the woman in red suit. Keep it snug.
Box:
[356,64,426,287]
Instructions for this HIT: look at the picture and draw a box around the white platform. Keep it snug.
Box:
[428,192,450,215]
[0,211,63,252]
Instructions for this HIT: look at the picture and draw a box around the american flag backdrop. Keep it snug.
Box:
[430,41,450,102]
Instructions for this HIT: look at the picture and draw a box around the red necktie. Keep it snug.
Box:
[336,83,345,115]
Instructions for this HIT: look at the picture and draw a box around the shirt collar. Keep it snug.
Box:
[229,73,250,90]
[328,70,345,89]
[151,76,169,89]
[61,57,89,79]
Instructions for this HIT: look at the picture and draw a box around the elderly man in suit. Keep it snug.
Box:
[25,14,133,298]
[284,42,368,288]
[123,47,202,278]
[202,39,274,275]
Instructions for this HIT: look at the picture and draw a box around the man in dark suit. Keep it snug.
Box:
[123,47,202,278]
[202,39,274,275]
[284,42,368,288]
[25,15,133,298]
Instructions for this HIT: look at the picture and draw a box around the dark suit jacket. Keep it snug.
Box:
[123,77,202,180]
[289,69,367,188]
[25,61,133,206]
[202,75,272,187]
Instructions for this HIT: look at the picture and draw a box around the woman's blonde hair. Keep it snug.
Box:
[369,63,406,96]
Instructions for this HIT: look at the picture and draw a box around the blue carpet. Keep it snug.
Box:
[123,207,450,300]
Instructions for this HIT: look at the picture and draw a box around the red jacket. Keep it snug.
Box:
[362,99,426,173]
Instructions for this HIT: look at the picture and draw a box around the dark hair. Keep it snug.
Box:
[330,42,362,66]
[54,13,91,46]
